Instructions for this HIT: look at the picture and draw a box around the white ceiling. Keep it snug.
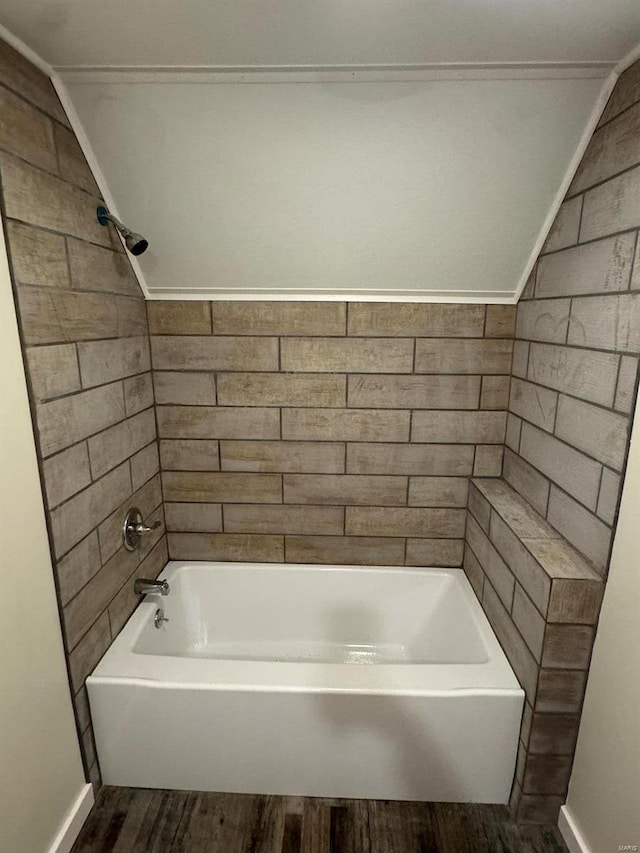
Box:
[1,0,640,69]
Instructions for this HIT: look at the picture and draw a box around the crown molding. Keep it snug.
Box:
[144,287,517,303]
[57,62,613,86]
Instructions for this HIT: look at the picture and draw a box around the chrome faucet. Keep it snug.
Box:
[134,578,170,596]
[122,507,161,552]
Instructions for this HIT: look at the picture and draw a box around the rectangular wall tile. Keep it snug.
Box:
[78,336,150,388]
[282,408,409,442]
[571,98,640,193]
[528,714,580,756]
[157,406,280,440]
[36,381,125,457]
[466,515,515,609]
[0,152,109,246]
[415,339,513,374]
[536,670,586,714]
[509,378,557,432]
[286,535,405,566]
[473,445,504,477]
[224,504,344,535]
[147,301,211,334]
[347,303,485,337]
[123,373,154,416]
[6,221,69,288]
[57,532,102,607]
[50,461,132,558]
[541,625,594,670]
[220,440,345,474]
[468,482,491,531]
[406,538,464,567]
[485,305,516,338]
[87,409,156,480]
[408,477,468,507]
[537,233,636,299]
[480,376,510,409]
[512,584,546,662]
[580,165,640,241]
[164,503,223,533]
[168,532,284,562]
[489,513,551,616]
[614,355,639,413]
[482,580,539,703]
[0,87,56,173]
[54,124,99,193]
[67,238,141,297]
[151,335,279,371]
[160,439,220,471]
[505,414,522,453]
[502,448,550,517]
[163,471,281,504]
[0,39,68,123]
[412,411,505,443]
[281,337,413,373]
[17,286,118,344]
[597,468,621,525]
[515,299,570,344]
[568,294,640,353]
[42,442,91,508]
[345,506,465,538]
[26,344,80,401]
[347,442,474,475]
[511,341,529,379]
[153,371,217,406]
[542,197,582,253]
[130,442,160,491]
[519,422,601,511]
[349,375,480,410]
[63,545,139,650]
[473,478,558,539]
[463,545,485,597]
[599,60,640,125]
[554,395,628,470]
[218,373,346,407]
[69,612,112,693]
[527,343,619,407]
[546,487,611,573]
[212,301,346,335]
[284,474,406,506]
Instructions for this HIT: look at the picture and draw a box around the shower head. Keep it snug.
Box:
[97,206,149,256]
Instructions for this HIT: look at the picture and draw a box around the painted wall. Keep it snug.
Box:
[0,173,87,852]
[562,387,640,852]
[62,74,604,299]
[0,37,167,783]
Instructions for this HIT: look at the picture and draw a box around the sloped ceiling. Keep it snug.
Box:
[2,3,639,300]
[1,0,639,68]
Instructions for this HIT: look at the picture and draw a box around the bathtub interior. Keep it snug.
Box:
[132,563,491,665]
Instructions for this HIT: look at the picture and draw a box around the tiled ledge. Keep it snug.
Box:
[464,477,604,826]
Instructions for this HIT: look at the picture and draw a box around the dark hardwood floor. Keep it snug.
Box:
[71,788,568,852]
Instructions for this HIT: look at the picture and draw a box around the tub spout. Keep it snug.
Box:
[134,578,170,596]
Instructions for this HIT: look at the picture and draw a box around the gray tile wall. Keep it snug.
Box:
[0,39,166,787]
[506,59,640,574]
[464,479,602,824]
[148,301,515,566]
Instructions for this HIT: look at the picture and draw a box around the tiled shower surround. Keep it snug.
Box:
[1,29,639,825]
[150,300,515,565]
[464,58,640,824]
[0,40,166,787]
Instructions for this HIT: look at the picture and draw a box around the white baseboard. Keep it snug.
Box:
[558,805,593,853]
[47,783,94,853]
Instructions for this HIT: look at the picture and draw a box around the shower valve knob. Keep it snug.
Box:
[123,507,161,552]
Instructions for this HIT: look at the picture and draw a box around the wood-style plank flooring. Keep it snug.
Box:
[71,788,568,853]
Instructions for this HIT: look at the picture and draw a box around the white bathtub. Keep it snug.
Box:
[88,561,524,803]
